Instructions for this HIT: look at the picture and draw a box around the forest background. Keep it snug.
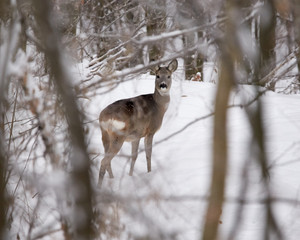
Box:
[1,0,300,239]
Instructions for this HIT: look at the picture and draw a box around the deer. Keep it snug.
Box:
[98,59,178,187]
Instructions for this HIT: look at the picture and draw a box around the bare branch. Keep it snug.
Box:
[31,0,93,239]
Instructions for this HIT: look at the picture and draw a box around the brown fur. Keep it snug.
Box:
[98,59,178,187]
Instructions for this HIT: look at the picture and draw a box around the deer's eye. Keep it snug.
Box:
[156,75,160,78]
[168,76,170,78]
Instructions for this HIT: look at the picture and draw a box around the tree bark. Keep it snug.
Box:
[31,1,93,239]
[292,0,300,87]
[201,30,234,240]
[0,121,6,240]
[258,0,277,89]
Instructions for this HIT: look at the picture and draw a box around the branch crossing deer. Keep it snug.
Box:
[98,59,178,187]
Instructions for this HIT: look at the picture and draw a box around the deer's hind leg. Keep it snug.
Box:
[101,129,110,153]
[98,134,125,187]
[101,130,114,178]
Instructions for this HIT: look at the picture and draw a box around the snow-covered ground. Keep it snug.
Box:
[76,64,300,240]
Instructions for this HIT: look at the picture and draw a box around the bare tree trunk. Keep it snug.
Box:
[291,0,300,87]
[201,22,235,240]
[258,0,277,90]
[0,27,8,240]
[0,0,11,23]
[201,55,233,240]
[0,67,8,239]
[240,1,282,239]
[184,32,204,81]
[146,1,166,61]
[245,67,283,240]
[0,1,17,237]
[0,118,6,240]
[31,1,93,239]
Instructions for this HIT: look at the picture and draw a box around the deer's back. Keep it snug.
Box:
[99,94,166,141]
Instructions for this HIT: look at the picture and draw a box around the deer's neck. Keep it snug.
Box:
[153,89,170,113]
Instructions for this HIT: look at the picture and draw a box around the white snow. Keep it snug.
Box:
[76,65,300,240]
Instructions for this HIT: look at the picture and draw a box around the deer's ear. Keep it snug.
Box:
[167,59,178,72]
[150,65,160,74]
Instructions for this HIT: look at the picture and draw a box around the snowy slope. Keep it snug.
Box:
[77,66,300,240]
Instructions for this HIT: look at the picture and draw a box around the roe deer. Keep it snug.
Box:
[98,59,178,187]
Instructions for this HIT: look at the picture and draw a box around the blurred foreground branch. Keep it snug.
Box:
[31,0,93,239]
[0,126,6,240]
[201,45,234,239]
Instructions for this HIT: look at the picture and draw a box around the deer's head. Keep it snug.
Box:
[153,59,178,96]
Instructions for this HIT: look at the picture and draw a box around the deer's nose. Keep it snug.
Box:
[159,82,168,89]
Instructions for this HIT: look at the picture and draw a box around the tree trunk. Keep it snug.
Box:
[201,42,234,240]
[31,1,93,239]
[292,0,300,88]
[258,0,277,90]
[146,1,166,61]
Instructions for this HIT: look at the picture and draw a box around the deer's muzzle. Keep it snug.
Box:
[159,82,168,90]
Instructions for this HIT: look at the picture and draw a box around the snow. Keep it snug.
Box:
[76,65,300,239]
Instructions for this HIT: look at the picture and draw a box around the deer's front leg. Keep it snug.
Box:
[129,140,140,176]
[144,134,154,173]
